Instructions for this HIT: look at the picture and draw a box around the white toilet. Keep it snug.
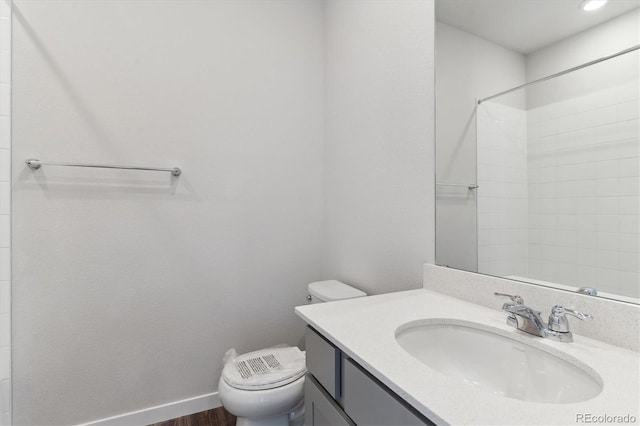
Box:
[218,280,366,426]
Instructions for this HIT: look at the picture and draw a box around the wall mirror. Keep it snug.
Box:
[435,0,640,304]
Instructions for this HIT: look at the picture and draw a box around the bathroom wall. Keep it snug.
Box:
[11,1,325,424]
[435,22,526,272]
[9,0,441,423]
[524,9,639,297]
[322,0,436,295]
[0,0,10,423]
[526,9,640,109]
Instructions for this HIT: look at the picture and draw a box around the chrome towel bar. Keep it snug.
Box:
[25,159,181,177]
[436,182,478,190]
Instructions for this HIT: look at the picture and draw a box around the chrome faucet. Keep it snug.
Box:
[494,293,592,343]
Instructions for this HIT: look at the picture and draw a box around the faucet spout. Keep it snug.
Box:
[502,303,547,337]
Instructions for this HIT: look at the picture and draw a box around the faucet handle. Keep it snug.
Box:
[548,305,592,333]
[577,287,598,296]
[552,305,592,321]
[494,292,524,305]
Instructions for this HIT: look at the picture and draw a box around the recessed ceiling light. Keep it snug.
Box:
[580,0,607,11]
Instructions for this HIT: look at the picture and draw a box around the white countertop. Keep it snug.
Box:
[295,289,640,425]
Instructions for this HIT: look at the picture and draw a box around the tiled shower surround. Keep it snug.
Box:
[477,79,639,299]
[477,102,528,278]
[527,80,639,297]
[0,0,10,423]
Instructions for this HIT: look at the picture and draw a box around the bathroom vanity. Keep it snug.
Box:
[304,326,432,425]
[295,288,640,425]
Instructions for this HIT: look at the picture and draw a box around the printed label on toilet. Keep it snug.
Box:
[222,346,307,390]
[236,354,283,378]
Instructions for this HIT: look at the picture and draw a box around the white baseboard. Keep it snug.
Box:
[79,392,222,426]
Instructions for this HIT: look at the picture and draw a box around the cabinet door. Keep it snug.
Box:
[306,326,342,399]
[305,375,354,426]
[342,357,433,426]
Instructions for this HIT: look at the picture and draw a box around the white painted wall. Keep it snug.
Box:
[435,22,526,272]
[0,0,11,424]
[9,0,440,424]
[323,0,435,295]
[11,1,324,424]
[526,9,640,109]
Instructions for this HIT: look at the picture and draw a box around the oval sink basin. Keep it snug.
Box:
[396,320,603,404]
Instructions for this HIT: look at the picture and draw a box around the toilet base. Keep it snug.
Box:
[235,414,288,426]
[234,400,304,426]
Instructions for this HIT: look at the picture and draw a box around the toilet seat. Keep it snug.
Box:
[222,346,306,391]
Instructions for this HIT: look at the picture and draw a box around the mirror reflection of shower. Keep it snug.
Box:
[476,46,639,302]
[435,1,640,304]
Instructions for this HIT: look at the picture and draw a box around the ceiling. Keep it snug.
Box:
[436,0,640,54]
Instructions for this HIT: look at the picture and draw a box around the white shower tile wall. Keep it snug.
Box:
[477,102,529,278]
[527,80,639,298]
[0,0,9,424]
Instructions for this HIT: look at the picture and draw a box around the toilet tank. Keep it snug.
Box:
[307,280,366,304]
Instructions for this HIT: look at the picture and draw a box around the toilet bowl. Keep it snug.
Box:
[218,374,305,426]
[218,280,366,426]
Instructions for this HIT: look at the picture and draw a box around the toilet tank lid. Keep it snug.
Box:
[308,280,366,301]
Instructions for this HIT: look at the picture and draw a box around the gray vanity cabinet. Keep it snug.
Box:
[305,326,433,426]
[305,375,354,426]
[305,326,352,425]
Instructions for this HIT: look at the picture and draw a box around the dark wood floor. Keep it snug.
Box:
[149,407,236,426]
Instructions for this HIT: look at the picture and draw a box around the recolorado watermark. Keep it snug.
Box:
[576,413,637,424]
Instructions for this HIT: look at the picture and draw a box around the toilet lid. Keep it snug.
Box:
[222,346,306,391]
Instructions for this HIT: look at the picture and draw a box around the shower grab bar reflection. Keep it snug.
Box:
[436,182,478,190]
[25,159,182,176]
